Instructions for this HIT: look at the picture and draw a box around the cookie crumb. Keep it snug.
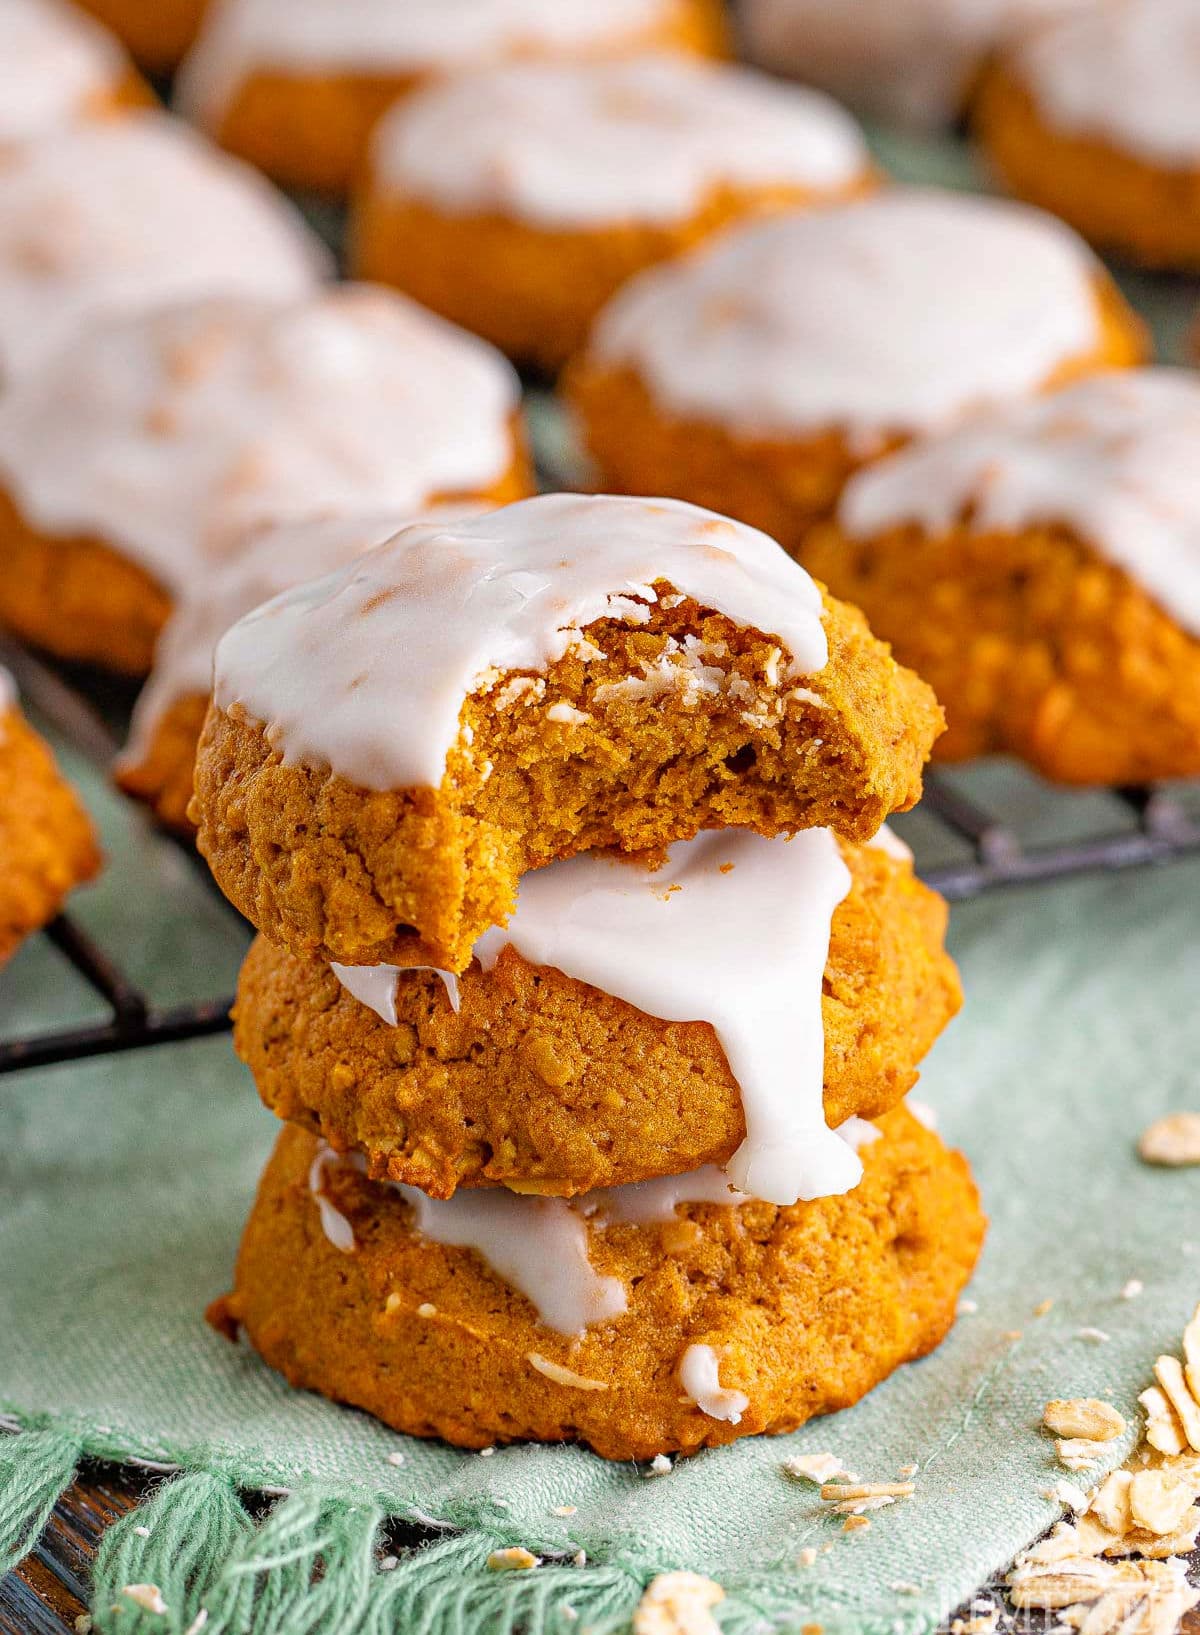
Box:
[379,1556,399,1572]
[1138,1113,1200,1167]
[797,1547,818,1567]
[552,1505,578,1517]
[1043,1399,1126,1442]
[122,1585,167,1615]
[487,1548,538,1572]
[633,1572,724,1635]
[1077,1327,1110,1344]
[647,1454,673,1477]
[1034,1298,1055,1318]
[1120,1280,1144,1300]
[842,1515,870,1533]
[782,1453,854,1485]
[386,1451,405,1467]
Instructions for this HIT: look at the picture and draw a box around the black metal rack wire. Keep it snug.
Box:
[4,635,1200,1078]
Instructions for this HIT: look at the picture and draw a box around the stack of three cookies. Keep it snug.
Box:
[195,492,984,1461]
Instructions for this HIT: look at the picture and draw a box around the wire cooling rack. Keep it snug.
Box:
[4,628,1200,1078]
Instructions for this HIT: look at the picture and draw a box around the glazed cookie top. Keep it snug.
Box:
[839,369,1200,638]
[1009,0,1200,165]
[370,56,869,228]
[588,189,1107,447]
[332,826,864,1208]
[0,0,129,145]
[178,0,702,126]
[212,492,829,789]
[120,506,490,767]
[741,0,1088,127]
[0,288,521,593]
[0,112,327,379]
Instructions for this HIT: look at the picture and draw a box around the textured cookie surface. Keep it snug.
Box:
[194,498,943,972]
[0,694,101,964]
[212,1107,985,1460]
[235,839,959,1196]
[806,370,1200,783]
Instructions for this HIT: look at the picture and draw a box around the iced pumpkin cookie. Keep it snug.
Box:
[118,508,491,832]
[177,0,730,197]
[740,0,1088,129]
[565,189,1145,553]
[0,289,528,675]
[0,111,326,383]
[235,829,960,1202]
[0,0,148,146]
[211,1106,984,1460]
[353,55,873,372]
[977,0,1200,270]
[805,370,1200,784]
[0,670,101,965]
[193,494,943,974]
[75,0,208,72]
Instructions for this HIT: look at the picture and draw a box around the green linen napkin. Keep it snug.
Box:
[2,714,1199,1635]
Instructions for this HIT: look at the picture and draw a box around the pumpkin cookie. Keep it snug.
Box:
[1,0,148,145]
[0,289,528,675]
[741,0,1087,129]
[977,0,1200,270]
[211,1106,984,1461]
[0,671,101,965]
[565,189,1145,554]
[118,508,492,832]
[0,111,326,382]
[178,0,729,197]
[353,56,873,372]
[74,0,208,72]
[235,832,960,1200]
[192,494,943,975]
[805,370,1200,784]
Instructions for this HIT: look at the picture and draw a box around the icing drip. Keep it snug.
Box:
[584,1167,748,1225]
[1,0,127,145]
[329,828,857,1206]
[330,961,460,1021]
[179,0,684,127]
[371,56,868,229]
[742,0,1089,128]
[1016,0,1200,167]
[868,823,913,865]
[0,289,519,593]
[120,507,489,772]
[839,370,1200,641]
[212,493,829,793]
[590,189,1103,447]
[474,829,856,1206]
[837,1116,881,1152]
[678,1344,749,1423]
[0,112,326,380]
[395,1187,627,1337]
[308,1142,356,1253]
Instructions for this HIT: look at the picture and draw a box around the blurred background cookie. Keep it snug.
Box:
[805,369,1200,784]
[0,0,150,146]
[566,188,1145,552]
[353,55,873,372]
[977,0,1200,271]
[177,0,731,196]
[0,288,527,673]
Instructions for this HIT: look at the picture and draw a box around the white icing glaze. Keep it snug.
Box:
[590,189,1104,447]
[678,1344,748,1423]
[0,0,128,145]
[370,56,868,229]
[119,507,489,771]
[741,0,1089,128]
[584,1167,749,1225]
[308,1141,356,1253]
[396,1187,628,1337]
[178,0,688,128]
[0,666,16,718]
[0,112,327,380]
[211,493,829,793]
[837,1116,881,1152]
[472,830,856,1205]
[839,370,1200,640]
[0,288,520,594]
[330,960,460,1020]
[309,1146,747,1334]
[1014,0,1200,167]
